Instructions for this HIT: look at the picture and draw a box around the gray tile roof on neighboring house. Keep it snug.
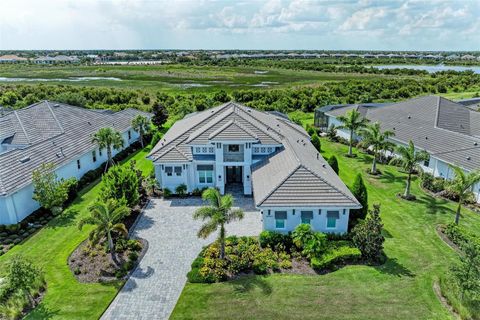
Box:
[0,101,150,196]
[149,102,360,208]
[325,95,480,171]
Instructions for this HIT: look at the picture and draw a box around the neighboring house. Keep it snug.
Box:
[0,101,150,225]
[148,102,361,234]
[0,55,28,63]
[317,95,480,202]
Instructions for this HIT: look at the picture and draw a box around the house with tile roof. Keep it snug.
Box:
[0,101,150,225]
[148,102,361,234]
[317,95,480,203]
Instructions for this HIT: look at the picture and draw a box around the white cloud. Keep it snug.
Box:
[0,0,478,50]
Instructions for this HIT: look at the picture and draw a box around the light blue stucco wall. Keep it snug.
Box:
[261,207,350,234]
[0,129,140,225]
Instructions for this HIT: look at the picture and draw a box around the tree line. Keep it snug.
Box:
[0,72,479,119]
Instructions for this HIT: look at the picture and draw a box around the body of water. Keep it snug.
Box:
[373,64,480,74]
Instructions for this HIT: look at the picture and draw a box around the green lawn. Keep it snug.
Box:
[0,147,153,320]
[171,139,480,320]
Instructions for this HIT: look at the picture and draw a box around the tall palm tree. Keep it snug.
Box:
[78,198,130,264]
[390,140,429,199]
[448,165,480,225]
[193,188,244,259]
[131,115,151,148]
[359,122,395,174]
[337,109,369,156]
[92,127,124,171]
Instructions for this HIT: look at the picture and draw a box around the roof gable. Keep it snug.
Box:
[156,146,189,162]
[209,119,258,141]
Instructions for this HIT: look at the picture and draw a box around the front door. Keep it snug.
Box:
[226,166,242,184]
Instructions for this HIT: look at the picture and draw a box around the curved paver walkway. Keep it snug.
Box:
[101,196,261,320]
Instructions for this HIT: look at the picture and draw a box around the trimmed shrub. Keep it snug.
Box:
[252,248,278,274]
[328,155,339,174]
[311,242,361,270]
[311,133,321,152]
[352,204,385,263]
[292,224,327,258]
[175,184,187,196]
[443,223,480,250]
[349,173,368,231]
[259,231,292,250]
[307,126,316,136]
[421,172,445,193]
[162,188,172,198]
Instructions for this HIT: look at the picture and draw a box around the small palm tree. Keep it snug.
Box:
[359,122,395,174]
[131,115,151,148]
[78,198,130,264]
[390,140,429,199]
[337,109,369,156]
[92,127,124,171]
[193,188,244,259]
[448,165,480,225]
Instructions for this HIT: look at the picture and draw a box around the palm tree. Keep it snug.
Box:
[448,165,480,225]
[359,122,395,174]
[390,140,429,199]
[92,127,124,171]
[193,188,244,259]
[337,109,369,156]
[131,115,151,148]
[78,198,130,264]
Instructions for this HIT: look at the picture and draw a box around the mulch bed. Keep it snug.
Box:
[436,226,461,253]
[68,238,147,283]
[397,193,417,201]
[123,195,150,231]
[433,281,461,320]
[21,288,47,319]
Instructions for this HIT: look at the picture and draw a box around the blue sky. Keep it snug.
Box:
[0,0,479,51]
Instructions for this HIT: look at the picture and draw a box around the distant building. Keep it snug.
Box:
[0,55,28,63]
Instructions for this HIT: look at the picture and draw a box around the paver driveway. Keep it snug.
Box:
[101,196,262,320]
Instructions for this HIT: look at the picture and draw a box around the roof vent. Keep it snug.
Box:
[425,136,428,140]
[467,156,471,160]
[407,115,411,119]
[474,142,478,146]
[53,104,60,108]
[87,121,91,125]
[317,153,319,159]
[322,164,326,168]
[19,156,30,163]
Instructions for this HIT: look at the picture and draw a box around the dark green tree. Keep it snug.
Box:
[151,103,168,128]
[352,204,384,263]
[328,156,339,174]
[100,165,140,207]
[311,133,321,152]
[349,173,368,231]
